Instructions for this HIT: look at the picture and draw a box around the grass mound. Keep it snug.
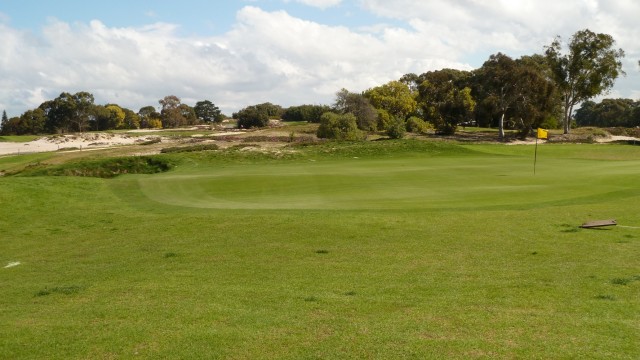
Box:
[291,138,478,158]
[15,156,173,178]
[160,143,219,153]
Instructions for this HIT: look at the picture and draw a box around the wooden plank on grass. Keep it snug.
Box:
[580,219,617,228]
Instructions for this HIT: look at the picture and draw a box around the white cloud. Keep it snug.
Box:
[286,0,343,9]
[0,2,638,118]
[359,0,640,95]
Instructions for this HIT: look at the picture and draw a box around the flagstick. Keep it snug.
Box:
[534,137,539,175]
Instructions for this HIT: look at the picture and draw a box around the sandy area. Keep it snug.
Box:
[0,133,159,156]
[2,131,639,156]
[596,135,640,143]
[507,135,640,145]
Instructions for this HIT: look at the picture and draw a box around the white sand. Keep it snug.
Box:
[0,133,158,156]
[596,135,640,143]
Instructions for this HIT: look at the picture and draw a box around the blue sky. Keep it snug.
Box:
[0,0,638,116]
[2,0,396,36]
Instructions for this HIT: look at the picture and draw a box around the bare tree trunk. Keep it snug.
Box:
[563,97,571,134]
[499,112,505,139]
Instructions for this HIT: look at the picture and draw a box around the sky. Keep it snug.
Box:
[1,0,639,117]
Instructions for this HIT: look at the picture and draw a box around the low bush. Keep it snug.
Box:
[317,112,364,141]
[386,118,406,139]
[160,143,219,153]
[405,116,431,134]
[139,137,162,145]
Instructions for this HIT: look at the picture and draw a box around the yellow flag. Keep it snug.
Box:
[537,128,548,139]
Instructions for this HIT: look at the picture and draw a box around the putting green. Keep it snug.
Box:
[129,147,640,211]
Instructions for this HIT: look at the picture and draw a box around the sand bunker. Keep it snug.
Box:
[0,133,158,156]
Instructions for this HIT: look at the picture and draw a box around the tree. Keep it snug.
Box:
[364,80,417,120]
[260,102,284,118]
[90,105,111,131]
[281,104,330,123]
[138,106,161,128]
[38,92,95,133]
[71,91,95,132]
[19,108,46,134]
[474,53,559,138]
[0,116,21,135]
[234,103,283,129]
[418,69,476,135]
[334,89,377,131]
[105,104,126,129]
[399,73,420,94]
[194,100,223,123]
[123,108,141,129]
[179,104,197,125]
[575,98,638,127]
[40,93,74,133]
[316,112,363,140]
[235,105,270,129]
[545,29,625,134]
[1,110,7,131]
[474,53,520,138]
[159,95,188,128]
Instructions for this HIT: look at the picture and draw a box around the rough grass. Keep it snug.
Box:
[0,135,40,142]
[1,141,639,359]
[160,143,220,153]
[12,155,173,178]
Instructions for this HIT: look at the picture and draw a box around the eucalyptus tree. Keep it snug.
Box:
[417,69,475,135]
[474,53,521,138]
[159,95,187,128]
[545,29,625,134]
[474,53,558,138]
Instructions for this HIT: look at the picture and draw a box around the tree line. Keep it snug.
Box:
[1,29,627,139]
[574,99,640,128]
[0,94,224,135]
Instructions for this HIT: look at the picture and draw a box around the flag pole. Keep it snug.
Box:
[534,136,538,175]
[533,128,547,175]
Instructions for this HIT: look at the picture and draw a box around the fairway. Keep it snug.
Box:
[1,142,639,359]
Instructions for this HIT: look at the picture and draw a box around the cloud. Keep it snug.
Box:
[0,2,638,118]
[286,0,343,9]
[0,6,468,116]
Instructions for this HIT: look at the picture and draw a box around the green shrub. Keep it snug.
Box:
[317,112,363,141]
[405,116,430,134]
[539,117,559,130]
[386,117,406,139]
[16,156,172,178]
